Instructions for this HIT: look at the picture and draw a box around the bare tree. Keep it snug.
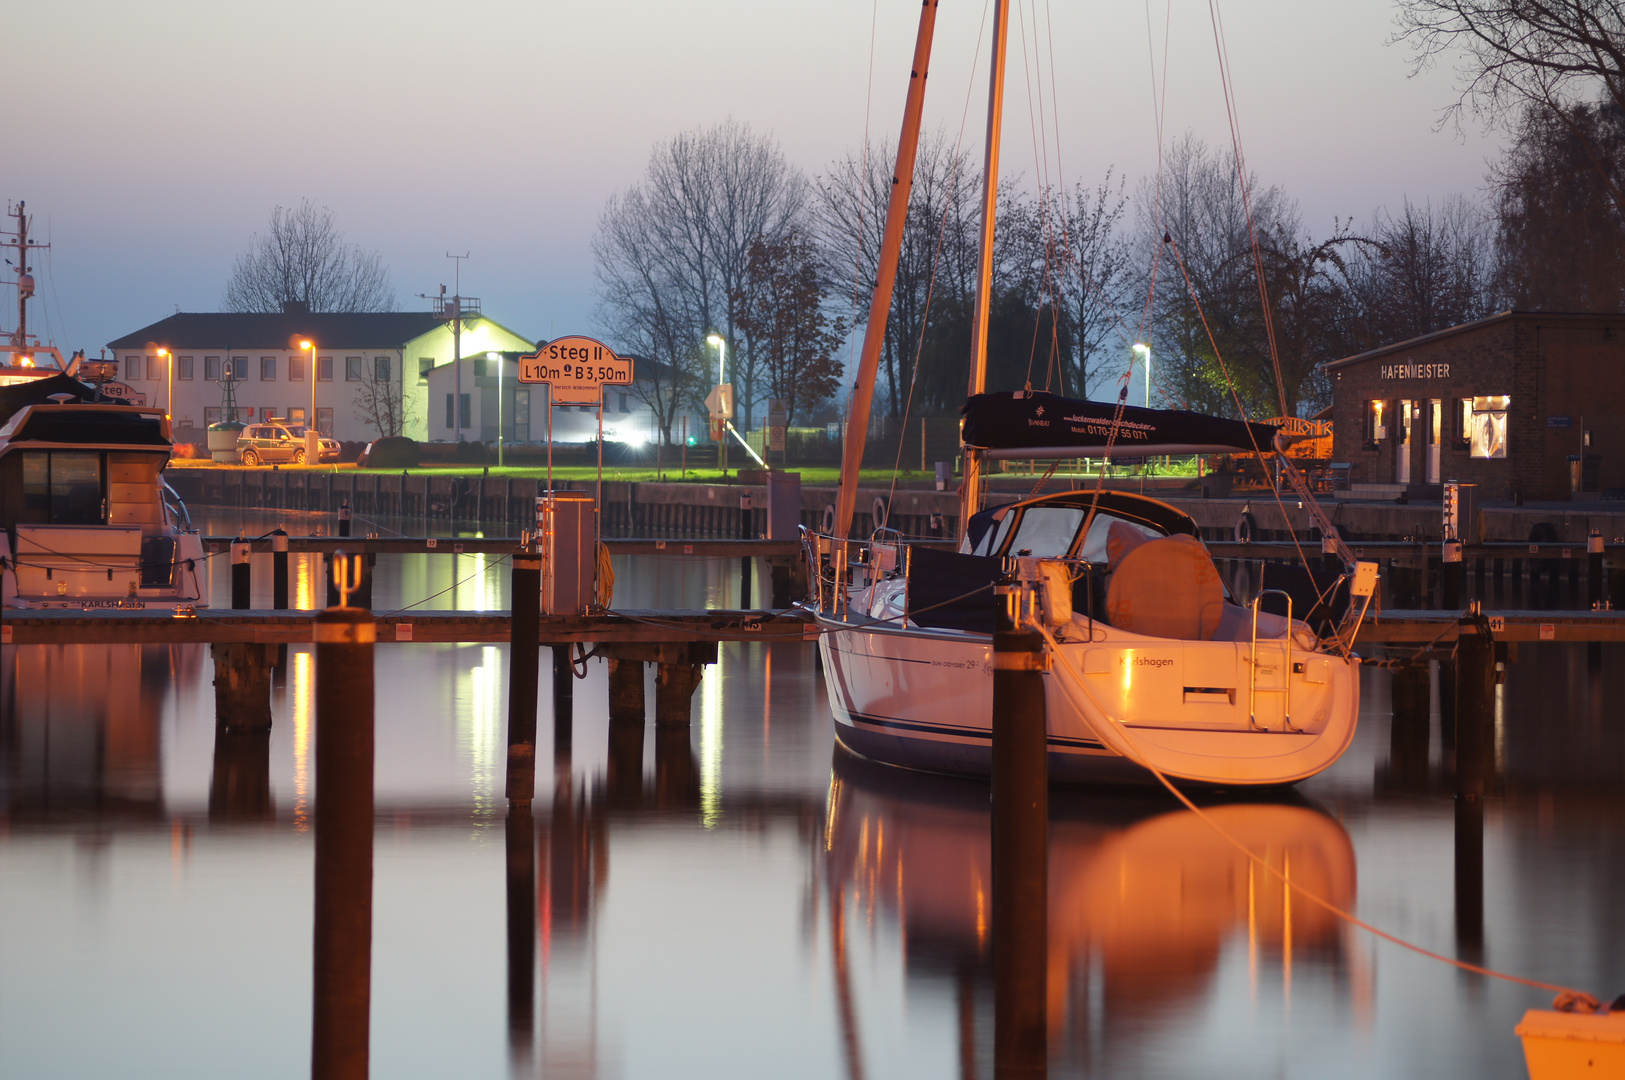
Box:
[224,199,396,313]
[1344,194,1497,346]
[353,361,411,438]
[731,231,847,427]
[593,120,808,440]
[1395,0,1625,215]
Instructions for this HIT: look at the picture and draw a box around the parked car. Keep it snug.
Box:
[237,421,340,465]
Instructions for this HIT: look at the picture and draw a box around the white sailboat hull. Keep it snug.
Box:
[817,614,1361,787]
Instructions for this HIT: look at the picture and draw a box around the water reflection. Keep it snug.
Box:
[823,752,1359,1076]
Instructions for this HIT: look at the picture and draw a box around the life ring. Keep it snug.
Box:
[871,496,890,532]
[1234,511,1258,544]
[821,504,837,535]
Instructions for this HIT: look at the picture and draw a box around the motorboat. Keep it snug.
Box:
[0,393,207,610]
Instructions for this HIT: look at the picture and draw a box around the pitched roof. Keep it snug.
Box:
[106,311,450,351]
[1324,309,1625,371]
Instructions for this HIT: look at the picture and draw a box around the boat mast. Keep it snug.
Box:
[832,0,940,540]
[3,201,48,356]
[958,0,1010,544]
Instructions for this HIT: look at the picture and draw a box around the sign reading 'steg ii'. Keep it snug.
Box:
[518,335,633,405]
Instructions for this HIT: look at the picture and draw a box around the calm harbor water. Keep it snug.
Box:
[2,510,1622,1079]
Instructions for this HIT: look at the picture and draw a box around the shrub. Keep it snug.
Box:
[364,436,420,468]
[453,439,489,464]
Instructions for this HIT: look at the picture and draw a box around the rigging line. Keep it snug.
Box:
[1029,617,1589,1002]
[884,0,994,510]
[1163,234,1313,571]
[1013,0,1058,392]
[1040,0,1069,394]
[1134,0,1175,348]
[1206,0,1289,419]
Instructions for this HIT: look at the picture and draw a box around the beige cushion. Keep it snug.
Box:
[1106,534,1226,640]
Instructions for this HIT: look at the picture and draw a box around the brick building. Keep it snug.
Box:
[1327,311,1625,502]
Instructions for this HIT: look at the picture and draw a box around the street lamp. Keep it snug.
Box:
[156,347,174,421]
[1132,341,1151,409]
[300,339,319,465]
[488,351,503,468]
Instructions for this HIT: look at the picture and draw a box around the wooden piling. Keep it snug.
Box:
[271,529,290,610]
[991,582,1047,1080]
[311,607,376,1080]
[231,537,251,609]
[1388,660,1430,790]
[655,661,702,727]
[506,552,542,803]
[505,803,536,1068]
[1441,540,1463,610]
[552,644,574,760]
[210,642,276,730]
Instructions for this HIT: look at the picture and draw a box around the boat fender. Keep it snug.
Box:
[821,504,836,535]
[1234,510,1258,544]
[871,496,890,531]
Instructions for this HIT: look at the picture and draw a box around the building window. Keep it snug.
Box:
[618,392,630,414]
[473,355,487,378]
[1468,396,1510,459]
[418,358,434,383]
[178,356,194,380]
[205,407,222,426]
[374,356,391,381]
[230,357,248,380]
[125,355,142,380]
[290,355,306,382]
[1366,400,1387,443]
[288,407,306,426]
[446,393,471,432]
[315,408,333,435]
[317,356,332,381]
[514,387,530,442]
[346,357,363,381]
[147,355,162,381]
[261,356,277,381]
[260,407,277,422]
[205,356,222,381]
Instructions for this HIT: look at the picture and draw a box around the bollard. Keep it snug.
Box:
[311,606,376,1080]
[505,803,536,1068]
[271,529,290,610]
[338,502,352,538]
[991,579,1047,1080]
[740,494,753,608]
[506,552,542,803]
[1441,539,1463,610]
[231,537,252,609]
[552,644,574,760]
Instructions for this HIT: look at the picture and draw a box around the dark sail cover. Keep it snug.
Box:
[961,391,1279,456]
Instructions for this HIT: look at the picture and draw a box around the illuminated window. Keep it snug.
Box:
[1367,400,1387,442]
[1468,396,1510,459]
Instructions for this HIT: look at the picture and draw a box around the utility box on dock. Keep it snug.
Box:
[537,491,596,615]
[766,472,801,539]
[1443,481,1479,543]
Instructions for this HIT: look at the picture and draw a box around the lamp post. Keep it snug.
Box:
[488,351,503,468]
[301,339,319,465]
[707,333,727,475]
[1132,341,1151,409]
[156,347,174,421]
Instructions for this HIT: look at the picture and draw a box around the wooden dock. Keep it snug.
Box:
[0,607,815,646]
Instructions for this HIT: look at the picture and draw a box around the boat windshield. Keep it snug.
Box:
[1005,506,1085,557]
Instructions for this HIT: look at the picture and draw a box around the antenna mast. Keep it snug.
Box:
[2,200,50,355]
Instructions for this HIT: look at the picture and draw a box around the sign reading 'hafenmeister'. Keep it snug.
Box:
[518,336,633,405]
[1380,362,1450,379]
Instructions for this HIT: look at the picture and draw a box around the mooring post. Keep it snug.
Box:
[325,552,373,610]
[506,551,542,804]
[991,576,1047,1080]
[271,529,290,610]
[210,642,276,730]
[231,537,252,609]
[505,802,536,1070]
[1588,530,1605,607]
[606,658,646,805]
[1388,660,1430,791]
[739,493,753,608]
[1441,538,1463,610]
[338,502,352,538]
[552,644,574,760]
[1453,608,1494,961]
[311,606,376,1080]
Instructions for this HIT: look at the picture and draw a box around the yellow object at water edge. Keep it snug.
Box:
[1517,1008,1625,1078]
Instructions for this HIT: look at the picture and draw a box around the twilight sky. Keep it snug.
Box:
[8,0,1499,360]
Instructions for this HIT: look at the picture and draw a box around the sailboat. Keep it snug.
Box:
[806,0,1375,787]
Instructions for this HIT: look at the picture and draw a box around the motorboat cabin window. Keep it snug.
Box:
[1468,396,1509,458]
[20,451,104,525]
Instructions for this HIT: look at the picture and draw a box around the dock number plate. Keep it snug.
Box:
[1487,616,1505,633]
[518,336,633,405]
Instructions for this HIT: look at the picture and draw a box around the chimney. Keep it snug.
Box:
[281,299,310,315]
